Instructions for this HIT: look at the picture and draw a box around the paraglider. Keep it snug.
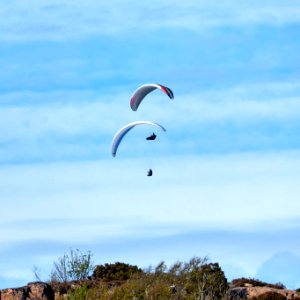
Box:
[110,82,174,176]
[130,83,174,111]
[111,121,166,157]
[146,133,157,140]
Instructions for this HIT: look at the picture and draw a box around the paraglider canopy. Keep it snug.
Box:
[130,83,174,111]
[111,121,166,157]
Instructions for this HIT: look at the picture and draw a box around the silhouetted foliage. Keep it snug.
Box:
[92,262,142,281]
[231,277,286,289]
[272,282,287,290]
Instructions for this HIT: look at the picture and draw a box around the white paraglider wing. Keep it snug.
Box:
[130,83,174,111]
[111,121,166,157]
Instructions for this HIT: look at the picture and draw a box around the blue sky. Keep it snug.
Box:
[1,0,300,289]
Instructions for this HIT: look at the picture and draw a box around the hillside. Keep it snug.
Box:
[2,256,300,300]
[1,278,300,300]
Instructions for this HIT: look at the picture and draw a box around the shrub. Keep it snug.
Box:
[51,249,94,283]
[231,278,285,289]
[185,261,228,300]
[68,284,89,300]
[93,262,142,281]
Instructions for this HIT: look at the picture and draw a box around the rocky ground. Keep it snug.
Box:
[227,285,298,299]
[1,281,299,300]
[0,282,54,300]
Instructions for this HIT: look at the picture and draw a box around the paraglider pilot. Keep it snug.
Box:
[147,169,153,176]
[146,133,156,140]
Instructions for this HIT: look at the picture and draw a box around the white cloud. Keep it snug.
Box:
[1,147,300,288]
[0,1,300,42]
[0,90,127,139]
[1,150,300,226]
[135,81,300,126]
[0,80,299,163]
[1,80,299,139]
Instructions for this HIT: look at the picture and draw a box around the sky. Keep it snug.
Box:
[1,0,300,290]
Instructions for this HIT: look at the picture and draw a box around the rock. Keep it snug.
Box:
[226,287,248,300]
[0,282,54,300]
[246,286,298,299]
[226,286,299,300]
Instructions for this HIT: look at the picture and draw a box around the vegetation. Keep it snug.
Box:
[231,277,286,289]
[93,262,142,281]
[67,283,89,300]
[51,256,228,300]
[31,249,300,299]
[50,249,94,283]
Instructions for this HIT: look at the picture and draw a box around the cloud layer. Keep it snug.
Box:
[1,1,300,42]
[1,80,299,164]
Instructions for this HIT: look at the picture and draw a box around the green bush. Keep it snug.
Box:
[47,254,229,300]
[184,261,228,300]
[68,284,89,300]
[92,262,142,281]
[51,249,94,283]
